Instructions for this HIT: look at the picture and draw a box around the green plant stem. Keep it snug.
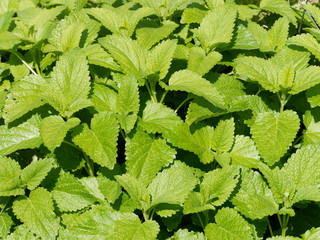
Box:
[35,63,41,75]
[175,97,192,113]
[277,214,283,229]
[197,213,206,229]
[267,218,274,237]
[63,140,95,177]
[146,82,157,103]
[10,51,38,76]
[0,197,10,214]
[160,90,168,103]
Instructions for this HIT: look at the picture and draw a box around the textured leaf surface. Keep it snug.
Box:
[6,225,38,240]
[40,116,80,151]
[113,213,160,240]
[12,188,59,239]
[231,135,260,168]
[168,70,226,108]
[212,118,234,153]
[52,173,96,212]
[288,34,320,61]
[125,129,176,186]
[115,174,150,210]
[283,144,320,189]
[0,157,23,196]
[303,111,320,145]
[232,169,278,219]
[172,228,206,240]
[44,51,91,117]
[117,75,140,116]
[73,112,119,169]
[99,35,147,80]
[148,39,177,79]
[251,110,300,166]
[21,158,54,190]
[290,66,320,94]
[235,56,279,92]
[0,115,42,156]
[147,161,198,212]
[3,75,46,124]
[193,5,236,50]
[187,47,222,76]
[0,212,13,239]
[205,207,253,240]
[201,166,239,207]
[136,20,178,49]
[260,0,296,25]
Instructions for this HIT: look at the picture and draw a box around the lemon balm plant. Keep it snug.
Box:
[2,0,320,239]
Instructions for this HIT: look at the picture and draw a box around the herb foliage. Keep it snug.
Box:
[1,0,320,239]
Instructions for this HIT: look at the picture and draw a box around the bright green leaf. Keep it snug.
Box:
[212,118,234,153]
[52,172,96,212]
[44,50,91,117]
[125,129,176,186]
[251,110,300,166]
[40,116,80,151]
[0,157,23,196]
[73,112,119,169]
[12,188,59,239]
[21,158,54,190]
[205,207,253,240]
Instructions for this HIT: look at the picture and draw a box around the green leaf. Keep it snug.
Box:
[73,112,119,169]
[288,34,320,61]
[81,44,121,71]
[283,144,320,189]
[97,177,122,204]
[0,11,14,31]
[148,39,177,80]
[260,0,296,25]
[47,10,100,52]
[52,172,96,212]
[235,56,280,93]
[204,207,253,240]
[125,129,176,186]
[99,35,148,81]
[168,70,226,109]
[12,188,59,239]
[251,110,300,166]
[187,47,222,76]
[303,111,320,145]
[44,50,91,117]
[21,158,54,190]
[88,5,154,37]
[117,75,140,116]
[91,83,118,113]
[0,157,23,196]
[232,23,259,50]
[113,213,160,240]
[181,7,207,24]
[212,118,234,153]
[6,225,39,240]
[201,165,239,207]
[115,174,150,210]
[193,5,237,51]
[61,207,116,239]
[0,32,21,50]
[3,75,46,124]
[0,114,42,156]
[139,101,183,137]
[232,169,278,219]
[0,212,13,239]
[231,135,260,168]
[40,116,80,151]
[265,17,289,52]
[147,161,198,215]
[172,228,206,240]
[303,227,320,240]
[136,20,178,49]
[290,66,320,94]
[303,4,320,27]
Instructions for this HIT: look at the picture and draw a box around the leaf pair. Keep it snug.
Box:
[116,161,198,218]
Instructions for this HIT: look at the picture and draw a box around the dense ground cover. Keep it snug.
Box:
[2,0,320,239]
